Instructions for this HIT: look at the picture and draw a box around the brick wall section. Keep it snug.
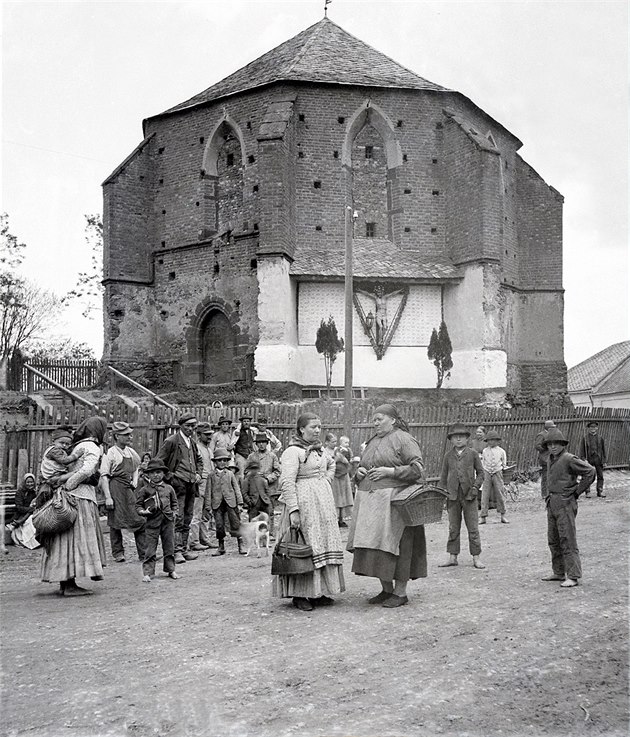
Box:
[103,138,155,282]
[515,155,564,290]
[104,80,564,392]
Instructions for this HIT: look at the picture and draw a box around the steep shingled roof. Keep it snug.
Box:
[568,341,630,392]
[160,17,448,116]
[594,356,630,396]
[290,240,461,281]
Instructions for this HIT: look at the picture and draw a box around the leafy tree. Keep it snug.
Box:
[25,339,96,362]
[0,214,60,360]
[427,320,453,389]
[62,214,103,319]
[315,316,344,397]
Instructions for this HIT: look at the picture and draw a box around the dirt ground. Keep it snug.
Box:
[1,473,628,737]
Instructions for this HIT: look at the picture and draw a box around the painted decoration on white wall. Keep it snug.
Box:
[297,282,442,347]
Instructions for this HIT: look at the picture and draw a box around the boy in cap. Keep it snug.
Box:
[135,459,179,582]
[253,416,282,454]
[100,421,145,563]
[246,433,281,534]
[155,414,203,564]
[207,448,246,556]
[241,459,273,522]
[579,421,606,497]
[541,428,595,587]
[479,430,509,525]
[438,424,485,569]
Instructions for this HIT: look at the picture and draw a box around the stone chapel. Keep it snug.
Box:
[102,17,567,394]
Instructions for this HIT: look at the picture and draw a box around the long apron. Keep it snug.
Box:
[107,455,144,531]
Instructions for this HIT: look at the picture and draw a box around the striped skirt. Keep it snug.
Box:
[40,497,107,583]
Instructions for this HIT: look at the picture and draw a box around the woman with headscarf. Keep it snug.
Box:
[347,404,426,608]
[8,473,40,549]
[40,416,108,596]
[272,413,345,612]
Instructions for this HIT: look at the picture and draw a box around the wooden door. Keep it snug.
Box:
[202,311,234,384]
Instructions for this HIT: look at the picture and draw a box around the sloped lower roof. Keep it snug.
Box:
[290,240,461,281]
[593,356,630,396]
[160,18,448,117]
[568,341,630,392]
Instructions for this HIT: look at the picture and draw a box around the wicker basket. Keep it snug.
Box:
[391,484,448,526]
[502,464,516,483]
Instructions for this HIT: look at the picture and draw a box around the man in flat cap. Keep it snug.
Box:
[155,414,203,563]
[187,422,217,550]
[579,421,607,498]
[233,415,257,486]
[535,420,556,498]
[100,422,145,563]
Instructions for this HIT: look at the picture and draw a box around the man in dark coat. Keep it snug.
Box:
[155,414,203,563]
[541,428,595,588]
[579,421,607,497]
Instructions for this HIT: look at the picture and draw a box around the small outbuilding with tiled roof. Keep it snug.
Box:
[568,342,630,408]
[103,16,566,393]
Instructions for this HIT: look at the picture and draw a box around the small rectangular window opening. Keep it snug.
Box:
[366,222,376,238]
[226,153,234,167]
[365,145,373,159]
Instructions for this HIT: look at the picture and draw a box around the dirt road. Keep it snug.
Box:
[1,474,628,737]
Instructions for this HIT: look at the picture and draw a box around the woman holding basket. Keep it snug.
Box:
[272,413,345,612]
[39,416,108,596]
[347,404,426,608]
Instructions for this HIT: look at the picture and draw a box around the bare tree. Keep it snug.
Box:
[0,214,61,360]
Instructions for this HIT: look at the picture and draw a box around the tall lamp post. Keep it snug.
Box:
[343,206,357,440]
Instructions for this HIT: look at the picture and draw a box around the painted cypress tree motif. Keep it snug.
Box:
[315,316,345,396]
[427,320,453,388]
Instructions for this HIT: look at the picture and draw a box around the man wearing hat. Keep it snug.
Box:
[207,448,246,555]
[535,420,556,498]
[541,428,595,587]
[578,421,607,497]
[479,430,509,525]
[209,417,235,457]
[187,422,217,550]
[245,433,281,534]
[438,423,485,570]
[155,414,203,563]
[100,422,146,563]
[233,415,257,485]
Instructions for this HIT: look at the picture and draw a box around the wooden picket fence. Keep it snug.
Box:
[3,401,629,486]
[9,357,101,392]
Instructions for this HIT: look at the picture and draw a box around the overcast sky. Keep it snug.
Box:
[2,0,628,367]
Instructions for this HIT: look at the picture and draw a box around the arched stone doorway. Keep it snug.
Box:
[202,310,235,383]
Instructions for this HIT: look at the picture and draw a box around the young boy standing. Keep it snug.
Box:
[241,460,273,521]
[438,424,485,570]
[208,449,246,556]
[541,428,595,588]
[135,459,179,582]
[479,430,509,525]
[246,433,281,534]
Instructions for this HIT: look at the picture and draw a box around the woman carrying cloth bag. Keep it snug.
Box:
[347,404,426,608]
[272,413,345,612]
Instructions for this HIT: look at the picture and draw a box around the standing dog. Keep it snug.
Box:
[238,512,270,558]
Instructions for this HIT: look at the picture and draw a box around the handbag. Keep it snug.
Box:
[32,488,78,536]
[271,527,315,576]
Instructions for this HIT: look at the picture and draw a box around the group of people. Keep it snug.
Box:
[10,406,605,601]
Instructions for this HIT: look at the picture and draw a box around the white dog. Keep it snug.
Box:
[238,512,271,558]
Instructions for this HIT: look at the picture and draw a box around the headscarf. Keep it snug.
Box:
[373,404,410,433]
[73,416,107,444]
[19,472,37,491]
[289,413,323,456]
